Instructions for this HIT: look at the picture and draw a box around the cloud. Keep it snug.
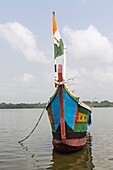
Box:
[22,73,34,82]
[0,22,48,64]
[62,25,113,101]
[63,25,113,64]
[0,22,113,102]
[13,73,34,85]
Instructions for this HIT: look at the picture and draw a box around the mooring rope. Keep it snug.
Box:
[19,107,45,143]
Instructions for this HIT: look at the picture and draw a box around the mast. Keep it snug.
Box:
[52,11,65,83]
[54,46,67,83]
[54,59,57,81]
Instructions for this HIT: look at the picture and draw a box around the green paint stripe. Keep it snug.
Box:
[74,122,87,132]
[51,124,56,132]
[78,105,88,114]
[47,106,50,115]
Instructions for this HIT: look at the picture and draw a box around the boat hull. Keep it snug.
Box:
[52,123,87,152]
[46,84,92,153]
[53,137,86,153]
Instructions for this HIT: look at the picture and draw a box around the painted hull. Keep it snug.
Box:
[46,85,92,153]
[53,138,86,152]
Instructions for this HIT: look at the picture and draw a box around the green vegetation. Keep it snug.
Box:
[0,100,113,109]
[0,102,46,109]
[83,100,113,107]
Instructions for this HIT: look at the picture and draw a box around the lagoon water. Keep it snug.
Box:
[0,108,113,170]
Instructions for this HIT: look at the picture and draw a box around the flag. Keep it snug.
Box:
[52,11,64,59]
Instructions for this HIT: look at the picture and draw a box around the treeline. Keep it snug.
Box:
[0,102,46,109]
[0,100,113,109]
[83,100,113,107]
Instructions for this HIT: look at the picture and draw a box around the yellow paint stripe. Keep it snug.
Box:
[52,11,57,35]
[77,112,88,123]
[64,85,73,97]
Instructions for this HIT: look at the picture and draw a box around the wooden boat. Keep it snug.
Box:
[46,12,92,153]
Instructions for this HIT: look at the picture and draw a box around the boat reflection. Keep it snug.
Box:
[49,133,94,170]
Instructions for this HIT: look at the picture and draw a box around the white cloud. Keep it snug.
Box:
[63,25,113,64]
[0,22,48,64]
[13,73,34,85]
[62,25,113,101]
[1,22,113,102]
[22,73,34,82]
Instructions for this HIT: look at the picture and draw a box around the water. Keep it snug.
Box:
[0,108,113,169]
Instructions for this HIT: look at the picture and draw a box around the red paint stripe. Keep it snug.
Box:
[53,137,86,147]
[59,85,66,139]
[50,105,55,131]
[50,105,54,124]
[58,64,66,140]
[74,106,79,126]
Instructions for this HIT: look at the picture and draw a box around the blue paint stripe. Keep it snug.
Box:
[86,111,91,128]
[51,89,60,129]
[63,88,78,130]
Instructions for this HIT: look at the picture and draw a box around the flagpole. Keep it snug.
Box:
[63,46,67,81]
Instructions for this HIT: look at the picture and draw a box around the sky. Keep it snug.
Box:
[0,0,113,103]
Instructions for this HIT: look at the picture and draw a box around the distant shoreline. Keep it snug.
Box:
[0,100,113,109]
[0,102,46,109]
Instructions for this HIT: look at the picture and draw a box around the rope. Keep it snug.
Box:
[19,107,45,143]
